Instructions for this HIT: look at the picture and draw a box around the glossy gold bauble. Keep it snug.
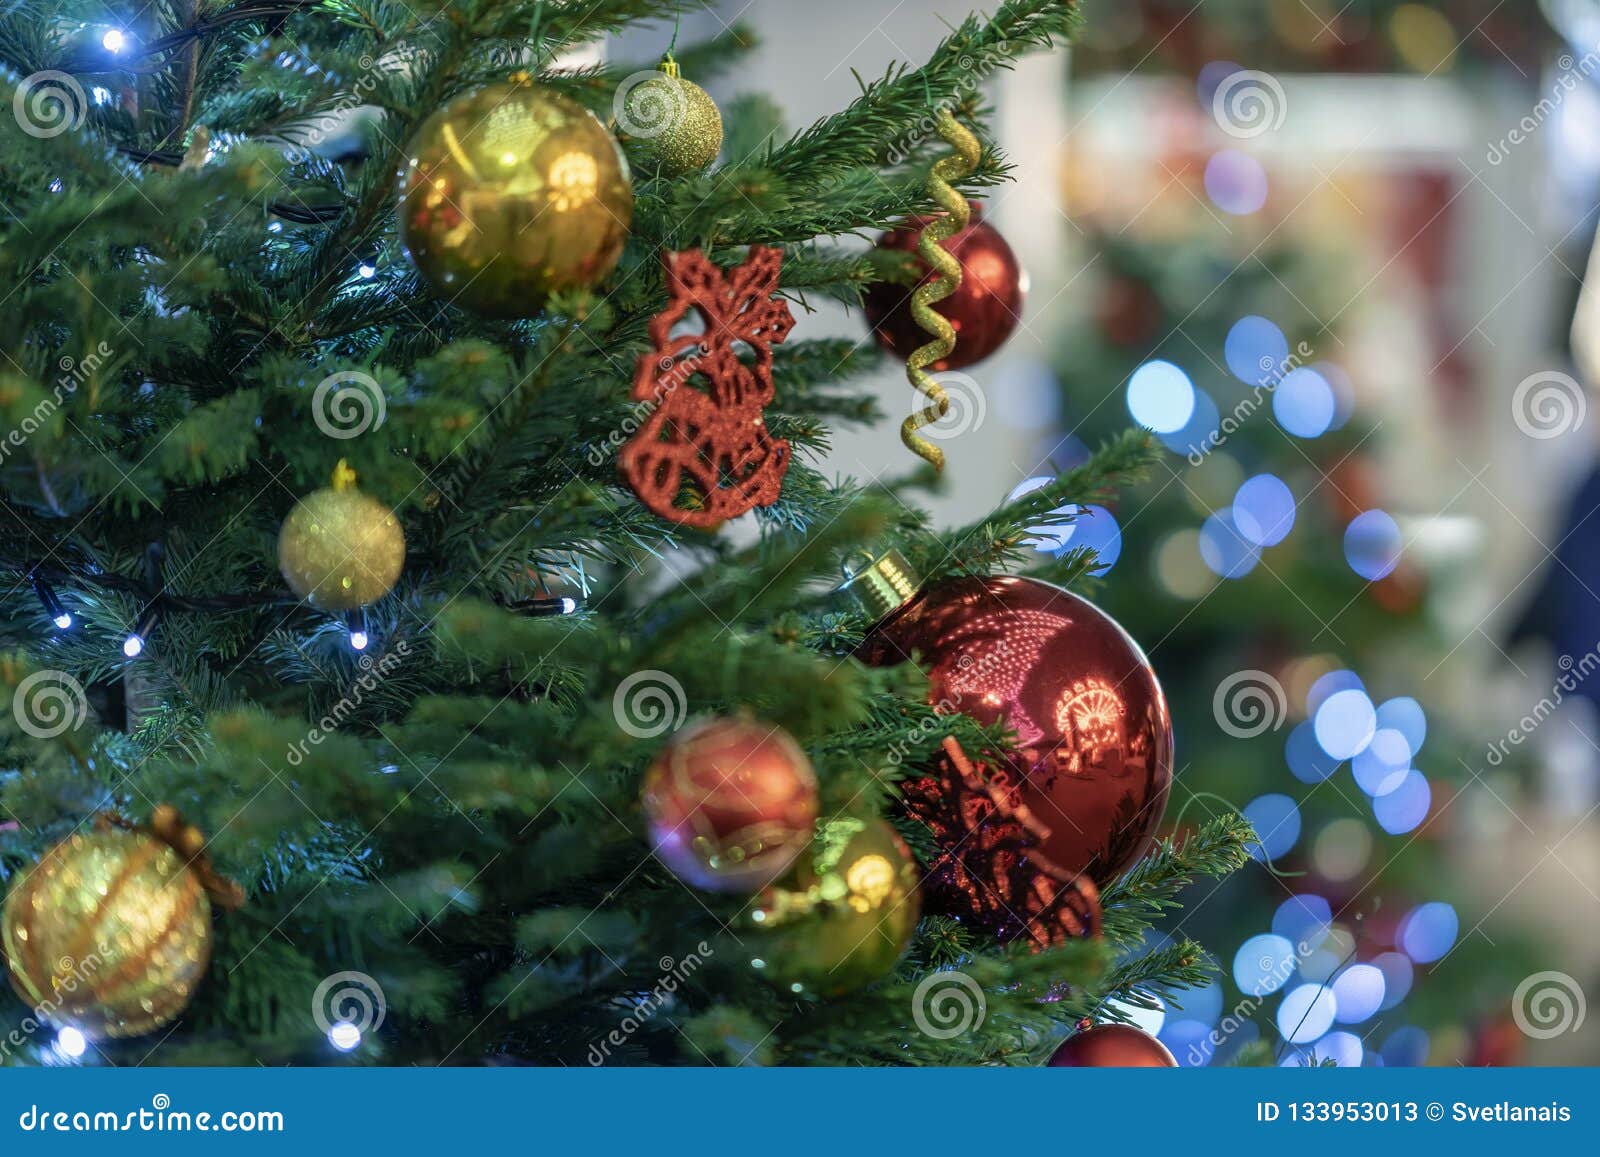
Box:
[278,485,405,610]
[398,81,633,317]
[749,816,920,997]
[2,828,213,1040]
[616,65,723,177]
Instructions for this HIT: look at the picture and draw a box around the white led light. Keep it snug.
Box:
[349,630,369,651]
[56,1027,87,1058]
[102,29,126,53]
[53,613,73,629]
[329,1021,361,1051]
[358,262,376,279]
[122,634,143,658]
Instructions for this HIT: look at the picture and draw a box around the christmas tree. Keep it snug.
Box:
[0,0,1255,1066]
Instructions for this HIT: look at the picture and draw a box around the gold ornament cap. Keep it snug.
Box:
[838,549,921,620]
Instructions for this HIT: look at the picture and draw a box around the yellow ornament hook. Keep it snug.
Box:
[900,107,981,471]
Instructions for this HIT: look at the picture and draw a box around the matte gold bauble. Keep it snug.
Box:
[749,816,920,997]
[398,79,633,317]
[278,471,404,611]
[2,827,213,1040]
[616,61,723,177]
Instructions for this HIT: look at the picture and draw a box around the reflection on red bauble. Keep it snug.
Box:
[1047,1023,1177,1067]
[641,717,819,893]
[861,206,1023,371]
[856,574,1173,884]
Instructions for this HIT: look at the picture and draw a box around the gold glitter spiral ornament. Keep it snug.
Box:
[278,460,405,611]
[2,809,242,1040]
[748,816,920,997]
[900,107,981,471]
[615,58,723,177]
[398,77,633,317]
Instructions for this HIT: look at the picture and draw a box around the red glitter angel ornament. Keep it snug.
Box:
[619,247,796,527]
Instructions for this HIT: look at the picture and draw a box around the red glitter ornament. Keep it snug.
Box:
[619,247,795,528]
[640,716,818,893]
[1047,1023,1177,1067]
[862,204,1023,371]
[849,552,1172,885]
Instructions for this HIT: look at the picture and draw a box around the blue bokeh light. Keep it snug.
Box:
[1306,669,1363,716]
[1381,1026,1430,1067]
[1285,721,1341,783]
[1273,367,1336,438]
[1330,964,1387,1024]
[1277,983,1338,1044]
[1351,728,1412,797]
[1399,902,1458,964]
[1233,474,1296,546]
[1197,60,1244,104]
[1311,1029,1364,1067]
[1199,508,1261,579]
[1346,510,1403,581]
[1242,793,1301,862]
[1314,688,1377,760]
[1374,951,1414,1010]
[1225,316,1291,384]
[1070,505,1123,575]
[1234,933,1298,996]
[1161,1020,1214,1067]
[1272,894,1332,947]
[1128,360,1196,434]
[1375,697,1427,755]
[1373,770,1431,834]
[1206,150,1269,216]
[1005,476,1071,553]
[1159,388,1221,458]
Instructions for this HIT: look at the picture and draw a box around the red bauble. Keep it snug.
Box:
[856,573,1173,884]
[1047,1023,1177,1067]
[861,206,1023,371]
[641,717,818,893]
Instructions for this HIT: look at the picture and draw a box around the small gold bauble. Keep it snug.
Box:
[278,484,405,611]
[617,64,723,177]
[2,828,213,1040]
[398,80,634,317]
[749,816,920,997]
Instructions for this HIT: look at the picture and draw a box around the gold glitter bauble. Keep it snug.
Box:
[2,828,213,1039]
[278,484,405,610]
[398,80,633,317]
[617,64,723,177]
[749,816,920,997]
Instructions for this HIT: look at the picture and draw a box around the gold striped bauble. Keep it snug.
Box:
[2,826,214,1040]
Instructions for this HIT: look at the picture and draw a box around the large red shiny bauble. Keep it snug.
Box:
[856,576,1173,884]
[1047,1023,1177,1067]
[641,717,819,893]
[861,207,1023,371]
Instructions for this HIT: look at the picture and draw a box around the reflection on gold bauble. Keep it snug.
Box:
[749,816,920,997]
[616,62,722,177]
[2,828,213,1039]
[278,478,404,611]
[398,80,633,317]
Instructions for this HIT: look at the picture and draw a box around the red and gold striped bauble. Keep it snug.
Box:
[2,825,215,1039]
